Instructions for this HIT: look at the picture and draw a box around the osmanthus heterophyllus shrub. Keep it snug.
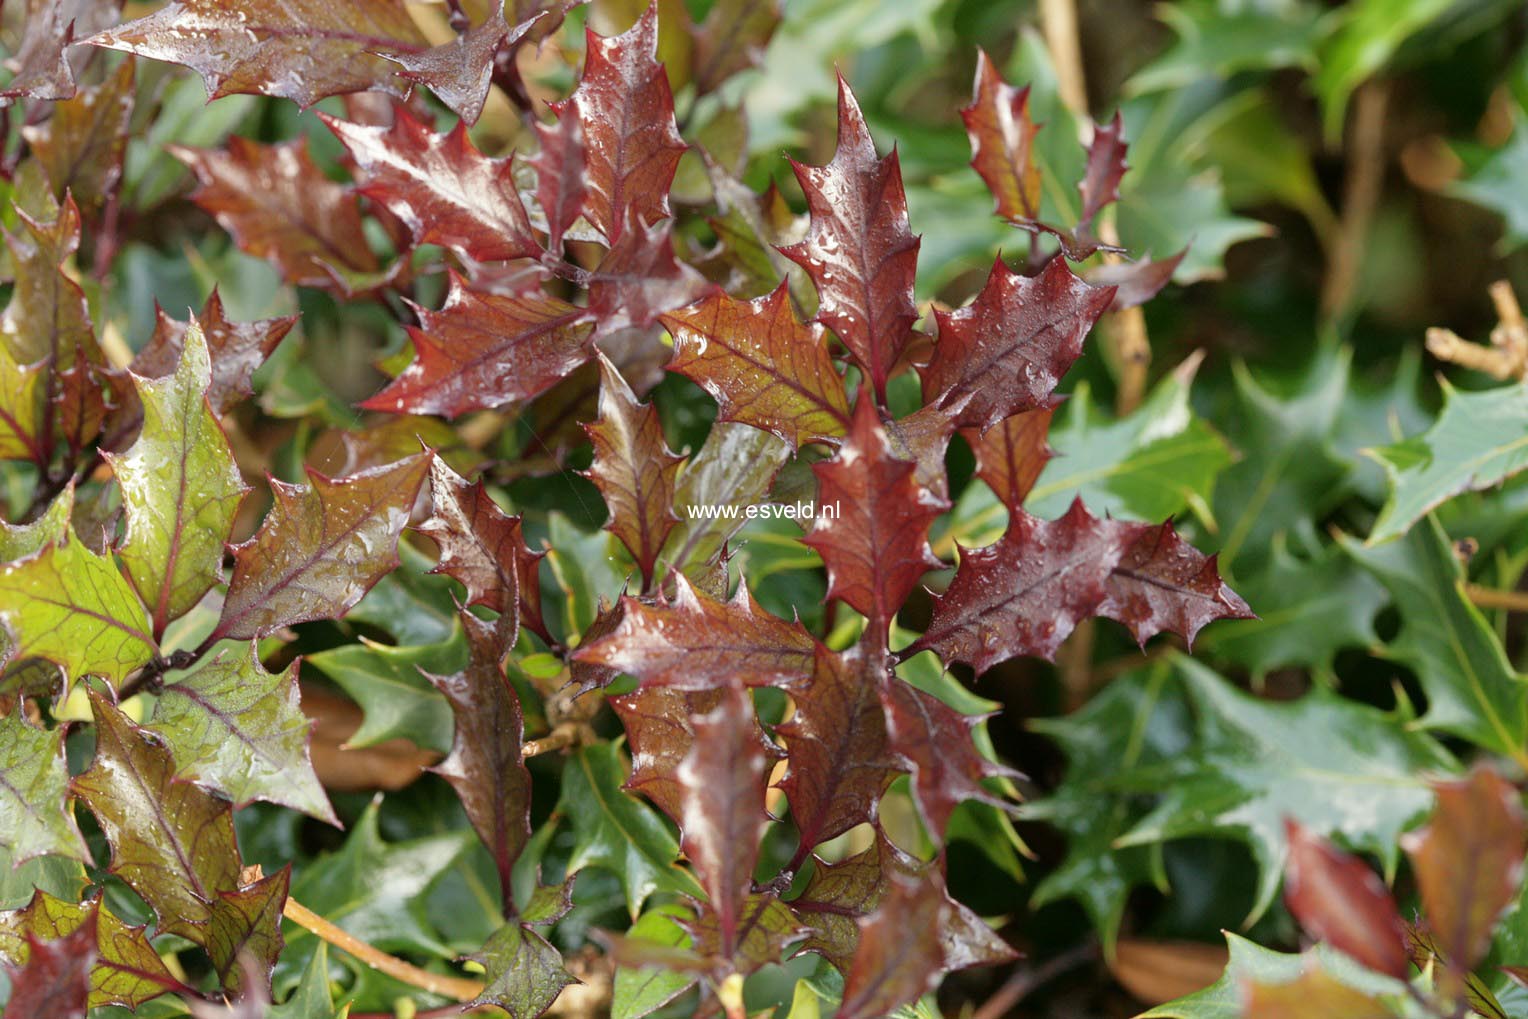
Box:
[0,1,1262,1016]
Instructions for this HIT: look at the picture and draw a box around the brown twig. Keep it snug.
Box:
[282,897,486,1002]
[972,941,1099,1019]
[1321,80,1390,322]
[523,721,585,758]
[1465,584,1528,614]
[1425,280,1528,381]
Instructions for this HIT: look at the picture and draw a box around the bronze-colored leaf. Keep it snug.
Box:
[1284,820,1410,980]
[21,57,136,211]
[962,407,1055,510]
[961,49,1042,227]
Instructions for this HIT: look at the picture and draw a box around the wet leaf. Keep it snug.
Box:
[585,354,685,587]
[962,407,1054,510]
[0,0,121,101]
[322,104,541,264]
[22,57,136,211]
[660,284,850,448]
[690,0,781,95]
[132,289,296,415]
[1284,821,1410,980]
[361,273,594,417]
[87,0,430,108]
[110,320,248,635]
[780,74,919,402]
[389,7,539,126]
[72,689,243,943]
[469,920,576,1019]
[0,710,86,865]
[147,645,335,823]
[206,867,290,994]
[217,452,431,640]
[0,900,94,1019]
[961,50,1043,227]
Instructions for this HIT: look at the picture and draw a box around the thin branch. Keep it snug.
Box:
[523,721,585,758]
[282,897,486,1002]
[1321,80,1390,322]
[1426,279,1528,381]
[1466,584,1528,614]
[972,941,1098,1019]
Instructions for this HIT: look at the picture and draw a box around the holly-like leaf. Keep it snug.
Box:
[1403,767,1526,974]
[321,105,541,264]
[575,573,816,689]
[469,920,576,1019]
[660,284,850,448]
[87,0,430,108]
[882,678,1015,843]
[587,217,712,337]
[922,256,1113,431]
[0,0,122,101]
[173,137,377,290]
[206,868,290,994]
[684,893,806,975]
[776,644,900,859]
[1113,657,1450,922]
[302,630,458,754]
[1,199,97,373]
[146,646,335,824]
[0,892,188,1010]
[559,1,687,241]
[72,690,243,942]
[780,74,919,402]
[1074,114,1128,244]
[1341,516,1528,758]
[216,453,431,641]
[962,407,1054,511]
[802,396,947,635]
[269,941,340,1019]
[585,355,685,588]
[0,527,155,688]
[361,273,594,417]
[559,741,704,918]
[1283,821,1410,980]
[914,500,1244,672]
[529,106,588,254]
[109,320,247,636]
[21,57,136,211]
[961,49,1043,227]
[0,900,94,1019]
[132,289,296,415]
[690,0,781,95]
[1241,956,1397,1019]
[388,7,540,126]
[426,611,530,913]
[613,685,723,822]
[0,346,47,463]
[1367,381,1528,545]
[0,710,86,866]
[418,457,543,632]
[674,684,773,957]
[662,422,792,576]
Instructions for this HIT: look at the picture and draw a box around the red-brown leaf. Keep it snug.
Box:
[1086,250,1187,310]
[1101,521,1252,649]
[133,289,296,415]
[612,685,721,821]
[361,272,594,417]
[584,355,685,587]
[389,7,541,126]
[881,679,1015,842]
[21,57,136,212]
[961,49,1042,227]
[921,256,1113,430]
[574,573,816,689]
[419,458,546,638]
[776,644,901,858]
[322,105,540,264]
[217,453,431,641]
[0,905,95,1019]
[690,0,782,95]
[801,396,947,634]
[675,684,775,957]
[427,611,531,913]
[881,402,957,501]
[1076,113,1128,240]
[962,407,1055,510]
[588,217,713,337]
[87,0,429,109]
[172,137,377,290]
[558,1,688,242]
[529,111,588,254]
[659,283,850,448]
[0,0,121,102]
[1284,820,1410,980]
[780,73,920,402]
[1402,766,1526,973]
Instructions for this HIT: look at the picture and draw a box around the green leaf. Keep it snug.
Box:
[146,644,336,824]
[269,940,342,1018]
[468,921,575,1019]
[1127,4,1322,95]
[1023,666,1190,951]
[1112,656,1450,922]
[0,484,70,562]
[611,904,698,1019]
[205,866,290,993]
[0,527,155,689]
[302,628,461,754]
[1313,0,1455,144]
[110,320,248,635]
[558,742,704,918]
[1141,933,1413,1019]
[1197,541,1386,679]
[0,710,86,866]
[1452,117,1528,251]
[72,689,243,943]
[1367,381,1528,545]
[1342,516,1528,758]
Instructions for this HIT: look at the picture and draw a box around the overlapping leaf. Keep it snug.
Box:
[322,105,540,264]
[362,274,594,417]
[660,284,849,448]
[0,710,86,865]
[21,57,136,211]
[1,0,122,101]
[216,453,431,640]
[132,289,296,415]
[780,75,919,401]
[389,7,540,126]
